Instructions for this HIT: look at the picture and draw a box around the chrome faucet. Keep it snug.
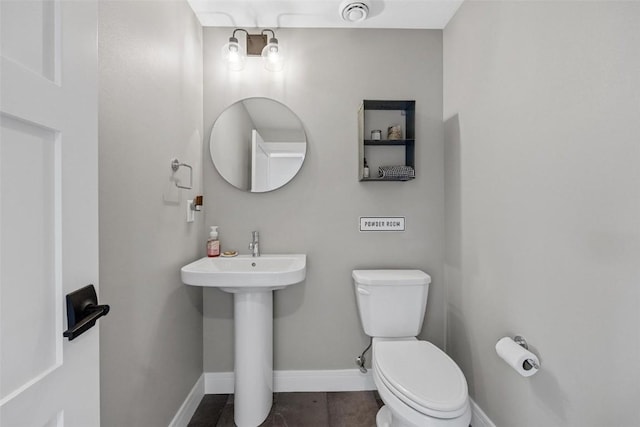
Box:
[248,231,260,257]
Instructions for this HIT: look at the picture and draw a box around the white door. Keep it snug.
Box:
[0,1,100,426]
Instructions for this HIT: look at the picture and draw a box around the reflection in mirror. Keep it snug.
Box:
[209,98,307,192]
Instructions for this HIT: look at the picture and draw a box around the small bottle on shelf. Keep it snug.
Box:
[363,158,370,178]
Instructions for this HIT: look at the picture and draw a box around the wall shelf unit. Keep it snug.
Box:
[358,100,416,182]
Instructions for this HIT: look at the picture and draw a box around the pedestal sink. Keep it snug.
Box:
[181,254,306,427]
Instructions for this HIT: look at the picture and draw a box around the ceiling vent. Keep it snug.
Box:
[339,0,370,23]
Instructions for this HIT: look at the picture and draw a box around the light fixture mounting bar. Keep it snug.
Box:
[246,34,268,56]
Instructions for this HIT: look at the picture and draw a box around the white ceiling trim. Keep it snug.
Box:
[188,0,464,30]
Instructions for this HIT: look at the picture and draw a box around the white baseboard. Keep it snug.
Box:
[168,374,205,427]
[204,369,376,394]
[470,398,496,427]
[274,369,376,392]
[204,371,235,394]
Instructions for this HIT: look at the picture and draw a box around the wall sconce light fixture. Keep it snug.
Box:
[222,28,283,72]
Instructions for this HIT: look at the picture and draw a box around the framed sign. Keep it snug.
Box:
[359,217,406,232]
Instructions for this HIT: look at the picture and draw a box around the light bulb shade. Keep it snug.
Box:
[261,39,283,71]
[222,37,245,71]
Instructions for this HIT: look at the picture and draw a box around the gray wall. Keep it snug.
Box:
[98,2,204,426]
[443,2,640,426]
[202,28,444,372]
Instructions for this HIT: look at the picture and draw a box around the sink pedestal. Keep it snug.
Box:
[233,291,273,427]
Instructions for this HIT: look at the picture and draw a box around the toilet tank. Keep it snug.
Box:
[353,270,431,338]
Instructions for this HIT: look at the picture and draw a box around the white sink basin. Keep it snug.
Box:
[180,254,306,292]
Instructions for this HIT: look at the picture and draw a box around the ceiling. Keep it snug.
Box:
[187,0,464,30]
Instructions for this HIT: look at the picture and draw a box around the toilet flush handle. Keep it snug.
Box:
[357,286,370,295]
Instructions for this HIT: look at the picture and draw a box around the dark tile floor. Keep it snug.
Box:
[188,391,383,427]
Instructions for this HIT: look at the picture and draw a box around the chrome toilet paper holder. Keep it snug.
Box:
[514,335,540,371]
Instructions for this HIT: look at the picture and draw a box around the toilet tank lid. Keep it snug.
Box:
[352,269,431,286]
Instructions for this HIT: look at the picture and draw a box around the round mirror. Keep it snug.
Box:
[209,98,307,192]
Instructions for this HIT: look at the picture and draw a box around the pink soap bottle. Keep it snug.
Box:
[207,226,220,257]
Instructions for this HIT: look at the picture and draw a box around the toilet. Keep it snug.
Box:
[353,270,471,427]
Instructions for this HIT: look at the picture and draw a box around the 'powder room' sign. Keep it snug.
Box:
[359,217,406,232]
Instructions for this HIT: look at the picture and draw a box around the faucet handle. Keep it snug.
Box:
[251,230,259,241]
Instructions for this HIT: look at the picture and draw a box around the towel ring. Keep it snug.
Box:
[171,158,193,190]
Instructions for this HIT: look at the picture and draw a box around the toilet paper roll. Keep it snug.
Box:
[495,337,540,377]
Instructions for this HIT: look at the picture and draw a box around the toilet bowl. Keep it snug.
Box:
[373,339,470,427]
[352,270,471,427]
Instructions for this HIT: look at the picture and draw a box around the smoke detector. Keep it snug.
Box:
[339,0,371,23]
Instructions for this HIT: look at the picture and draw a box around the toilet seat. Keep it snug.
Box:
[374,341,468,419]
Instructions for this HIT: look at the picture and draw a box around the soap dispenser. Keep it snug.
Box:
[207,226,220,257]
